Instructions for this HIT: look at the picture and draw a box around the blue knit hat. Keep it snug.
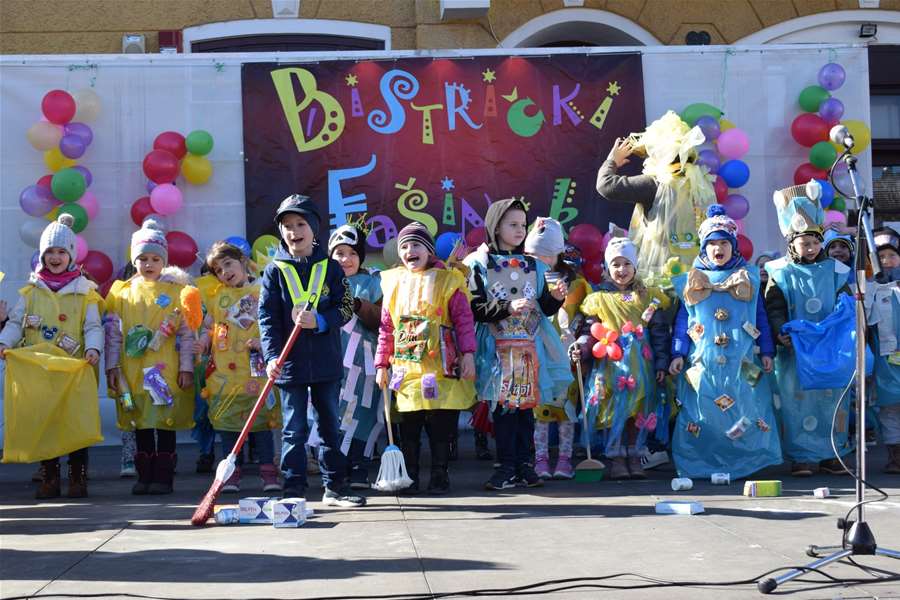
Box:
[698,204,738,251]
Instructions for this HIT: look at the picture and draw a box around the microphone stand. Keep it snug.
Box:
[758,151,900,594]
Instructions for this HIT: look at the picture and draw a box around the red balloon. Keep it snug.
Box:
[166,230,199,268]
[143,149,180,184]
[583,258,604,285]
[37,174,54,191]
[98,278,114,298]
[714,176,728,203]
[793,163,828,186]
[607,343,623,362]
[41,90,76,125]
[790,113,829,147]
[465,227,487,248]
[131,196,154,226]
[737,234,754,261]
[568,223,604,261]
[79,250,114,284]
[590,322,606,341]
[153,131,187,160]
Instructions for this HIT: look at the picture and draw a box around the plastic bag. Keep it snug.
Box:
[783,294,874,391]
[2,343,103,463]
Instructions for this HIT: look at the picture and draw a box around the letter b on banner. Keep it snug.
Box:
[271,67,345,152]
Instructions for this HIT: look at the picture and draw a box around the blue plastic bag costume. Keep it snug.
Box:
[671,265,782,479]
[869,282,900,408]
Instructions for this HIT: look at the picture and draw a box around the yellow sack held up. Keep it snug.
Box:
[2,343,103,463]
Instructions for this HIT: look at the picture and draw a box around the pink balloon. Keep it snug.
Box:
[824,210,846,228]
[716,128,750,160]
[78,191,98,219]
[735,219,746,236]
[149,183,183,216]
[75,235,89,263]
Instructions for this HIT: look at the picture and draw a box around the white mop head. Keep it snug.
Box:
[373,445,413,492]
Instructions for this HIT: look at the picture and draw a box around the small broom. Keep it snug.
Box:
[574,360,605,482]
[179,285,204,365]
[191,295,315,526]
[372,384,413,492]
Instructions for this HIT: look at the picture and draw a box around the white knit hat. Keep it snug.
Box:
[524,217,565,257]
[39,214,78,268]
[604,237,638,269]
[131,217,168,264]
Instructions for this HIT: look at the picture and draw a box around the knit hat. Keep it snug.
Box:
[524,217,565,257]
[773,180,825,239]
[275,194,321,233]
[604,237,638,269]
[328,224,366,263]
[131,217,168,264]
[874,226,899,250]
[824,229,854,253]
[397,222,435,256]
[698,204,738,250]
[39,214,78,267]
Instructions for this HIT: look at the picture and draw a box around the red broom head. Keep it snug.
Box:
[190,479,225,526]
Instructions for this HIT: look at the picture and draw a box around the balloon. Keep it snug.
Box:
[44,147,77,172]
[45,205,61,222]
[716,128,750,160]
[78,191,99,219]
[816,179,835,208]
[382,237,400,267]
[224,235,252,257]
[185,130,214,156]
[72,165,93,188]
[718,118,736,132]
[723,194,750,220]
[832,196,847,212]
[74,235,89,263]
[737,234,754,261]
[149,183,183,215]
[64,122,93,146]
[98,279,115,298]
[79,250,113,283]
[831,161,854,196]
[568,224,604,261]
[791,113,829,147]
[696,149,720,174]
[251,234,281,263]
[31,251,40,272]
[818,63,846,91]
[72,88,102,122]
[824,209,846,228]
[735,219,746,236]
[41,90,76,124]
[58,203,89,233]
[51,168,86,202]
[809,141,837,169]
[680,103,722,127]
[465,227,487,249]
[142,149,180,184]
[695,115,720,141]
[19,185,57,217]
[713,176,728,203]
[718,160,750,188]
[26,121,63,151]
[153,131,187,159]
[20,218,46,247]
[798,85,830,113]
[37,174,54,191]
[435,231,463,260]
[181,154,213,185]
[583,259,604,285]
[130,196,154,226]
[818,97,844,124]
[59,134,86,159]
[166,231,199,268]
[842,120,871,153]
[794,163,828,186]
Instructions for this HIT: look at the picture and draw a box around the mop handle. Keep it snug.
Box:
[575,359,593,462]
[381,383,396,446]
[227,294,316,458]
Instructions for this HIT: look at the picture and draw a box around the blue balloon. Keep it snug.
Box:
[435,231,463,261]
[225,235,252,257]
[815,178,835,208]
[718,159,750,188]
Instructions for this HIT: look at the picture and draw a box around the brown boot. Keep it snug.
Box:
[885,445,900,475]
[608,457,630,480]
[132,451,153,495]
[67,455,88,498]
[148,452,175,494]
[36,459,61,499]
[627,453,647,480]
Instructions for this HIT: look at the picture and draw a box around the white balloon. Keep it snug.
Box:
[72,88,102,122]
[19,218,47,248]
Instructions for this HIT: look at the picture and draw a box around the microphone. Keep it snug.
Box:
[829,124,855,150]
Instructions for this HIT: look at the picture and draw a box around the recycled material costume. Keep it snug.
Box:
[866,267,900,473]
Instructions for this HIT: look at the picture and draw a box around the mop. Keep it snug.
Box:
[574,360,605,482]
[372,385,413,492]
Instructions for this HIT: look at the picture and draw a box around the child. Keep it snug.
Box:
[765,183,852,477]
[825,230,856,286]
[0,215,103,498]
[329,224,384,490]
[464,199,571,490]
[104,218,195,495]
[259,194,365,507]
[668,206,781,479]
[868,241,900,473]
[374,222,477,494]
[197,241,281,493]
[571,237,670,479]
[878,243,900,273]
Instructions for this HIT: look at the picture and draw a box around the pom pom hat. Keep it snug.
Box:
[39,214,78,266]
[698,204,738,251]
[131,217,168,265]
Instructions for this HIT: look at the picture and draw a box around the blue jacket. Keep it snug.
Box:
[259,243,353,385]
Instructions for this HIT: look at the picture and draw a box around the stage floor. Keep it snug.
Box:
[3,438,900,600]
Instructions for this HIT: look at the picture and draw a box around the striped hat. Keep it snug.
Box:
[397,222,435,256]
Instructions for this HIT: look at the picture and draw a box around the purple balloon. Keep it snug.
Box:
[146,179,158,194]
[695,115,721,141]
[696,149,721,174]
[59,134,86,159]
[723,194,750,220]
[31,250,40,272]
[19,184,57,217]
[818,97,844,124]
[73,165,93,188]
[64,122,93,146]
[818,63,846,91]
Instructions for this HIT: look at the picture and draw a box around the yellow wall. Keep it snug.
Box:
[1,0,898,53]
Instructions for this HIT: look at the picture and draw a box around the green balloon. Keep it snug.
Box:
[798,85,830,113]
[51,168,86,203]
[58,203,88,233]
[680,102,722,126]
[185,130,214,156]
[832,196,846,212]
[809,141,837,169]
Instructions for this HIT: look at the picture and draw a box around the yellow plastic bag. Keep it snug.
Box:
[2,343,103,463]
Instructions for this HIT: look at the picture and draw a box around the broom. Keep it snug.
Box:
[179,286,204,365]
[372,384,413,492]
[574,360,605,482]
[191,295,315,526]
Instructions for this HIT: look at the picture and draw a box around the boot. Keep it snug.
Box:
[474,430,492,460]
[400,440,421,495]
[148,452,175,495]
[132,451,153,495]
[427,439,451,495]
[260,463,282,492]
[885,444,900,475]
[67,455,88,498]
[36,459,61,499]
[608,457,630,480]
[627,448,646,480]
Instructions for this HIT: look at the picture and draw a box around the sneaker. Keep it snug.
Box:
[534,457,552,480]
[608,457,630,480]
[791,462,816,477]
[865,428,877,447]
[349,467,370,490]
[552,456,574,480]
[819,458,851,475]
[399,480,421,495]
[484,470,517,491]
[259,464,282,492]
[306,453,320,475]
[120,460,137,478]
[516,466,544,488]
[640,450,670,470]
[195,453,215,474]
[322,488,367,507]
[427,469,450,495]
[222,467,241,493]
[281,485,305,499]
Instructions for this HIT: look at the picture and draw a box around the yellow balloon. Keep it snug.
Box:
[718,118,736,132]
[45,205,61,222]
[181,153,213,185]
[44,147,77,172]
[841,119,871,153]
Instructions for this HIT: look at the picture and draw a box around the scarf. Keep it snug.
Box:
[37,267,81,292]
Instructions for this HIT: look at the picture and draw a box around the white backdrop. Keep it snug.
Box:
[0,44,873,446]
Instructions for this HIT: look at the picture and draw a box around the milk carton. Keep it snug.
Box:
[239,497,276,524]
[272,497,307,528]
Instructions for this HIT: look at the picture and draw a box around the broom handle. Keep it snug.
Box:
[381,383,396,446]
[575,359,593,462]
[226,294,315,459]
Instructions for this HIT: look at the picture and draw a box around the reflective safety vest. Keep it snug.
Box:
[273,259,328,309]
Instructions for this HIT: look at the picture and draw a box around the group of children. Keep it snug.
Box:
[3,177,900,503]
